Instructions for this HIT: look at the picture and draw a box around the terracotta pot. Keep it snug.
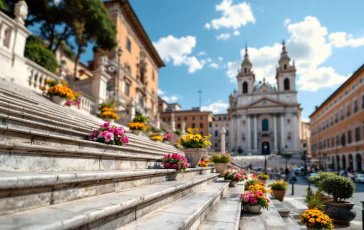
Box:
[214,163,227,174]
[104,119,114,123]
[183,148,205,168]
[272,190,286,201]
[132,130,142,136]
[259,179,266,185]
[229,181,237,187]
[246,205,262,214]
[325,202,356,225]
[52,96,66,105]
[168,172,178,181]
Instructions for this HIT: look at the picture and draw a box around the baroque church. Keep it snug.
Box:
[228,41,302,155]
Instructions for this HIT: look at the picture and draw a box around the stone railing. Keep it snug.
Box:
[78,92,97,115]
[116,110,131,127]
[71,78,93,96]
[26,59,60,93]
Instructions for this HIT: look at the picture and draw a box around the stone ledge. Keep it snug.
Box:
[0,174,220,230]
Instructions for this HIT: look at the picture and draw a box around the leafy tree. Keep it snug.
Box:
[237,146,243,154]
[24,35,58,72]
[0,0,12,17]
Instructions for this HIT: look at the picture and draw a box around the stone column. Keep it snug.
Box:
[236,115,241,150]
[254,116,258,151]
[156,113,160,129]
[220,126,226,153]
[128,100,136,122]
[181,121,186,135]
[171,113,176,132]
[247,115,251,151]
[91,56,112,103]
[280,114,285,149]
[274,114,278,152]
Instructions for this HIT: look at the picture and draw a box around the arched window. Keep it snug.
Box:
[262,119,269,131]
[284,64,287,70]
[215,130,218,137]
[284,78,290,91]
[244,68,247,74]
[243,82,248,94]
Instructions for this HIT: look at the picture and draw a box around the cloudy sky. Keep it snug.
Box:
[94,0,364,121]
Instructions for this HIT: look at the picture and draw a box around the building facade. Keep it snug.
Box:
[209,114,230,152]
[310,64,364,172]
[228,42,302,156]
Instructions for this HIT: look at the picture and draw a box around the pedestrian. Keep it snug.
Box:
[339,168,344,176]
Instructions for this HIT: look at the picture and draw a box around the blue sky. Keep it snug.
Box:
[91,0,364,121]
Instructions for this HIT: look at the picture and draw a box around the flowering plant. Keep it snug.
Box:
[89,122,129,146]
[269,180,288,191]
[210,152,231,163]
[176,128,212,149]
[245,178,259,191]
[151,135,163,142]
[100,107,120,120]
[161,153,188,173]
[240,190,270,209]
[222,168,247,182]
[300,208,333,229]
[163,133,173,141]
[248,184,271,194]
[128,122,147,131]
[42,80,79,101]
[198,160,208,167]
[258,174,269,180]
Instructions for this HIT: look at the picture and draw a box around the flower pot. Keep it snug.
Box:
[271,190,286,201]
[168,172,178,181]
[132,130,142,136]
[214,163,227,174]
[229,181,237,187]
[259,179,266,185]
[104,119,114,123]
[320,194,333,203]
[183,148,205,168]
[324,202,356,225]
[246,205,262,214]
[52,96,66,105]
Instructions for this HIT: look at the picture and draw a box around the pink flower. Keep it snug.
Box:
[243,196,250,202]
[98,131,107,138]
[104,132,114,142]
[89,134,94,140]
[108,128,115,134]
[121,136,129,144]
[102,122,110,128]
[165,162,171,168]
[115,128,124,136]
[250,197,258,205]
[172,164,177,169]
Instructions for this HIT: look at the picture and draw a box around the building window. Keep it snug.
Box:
[168,117,171,121]
[354,100,358,113]
[362,94,364,109]
[284,64,287,70]
[152,71,155,81]
[341,133,346,146]
[226,130,229,136]
[284,78,290,91]
[262,119,269,131]
[200,132,203,136]
[345,90,348,95]
[177,124,181,129]
[340,109,344,120]
[215,130,218,137]
[348,129,352,144]
[287,119,290,124]
[243,82,248,94]
[192,116,195,121]
[244,68,247,74]
[126,37,131,52]
[162,118,166,122]
[200,116,203,120]
[346,104,351,117]
[335,112,338,123]
[215,143,218,148]
[224,117,227,120]
[287,132,291,140]
[192,123,195,128]
[138,95,144,107]
[331,137,334,147]
[151,101,155,113]
[124,82,130,96]
[355,127,361,142]
[178,117,181,121]
[336,135,339,146]
[218,117,222,121]
[200,123,203,128]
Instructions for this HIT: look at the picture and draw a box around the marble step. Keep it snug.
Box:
[118,179,230,230]
[198,184,243,230]
[0,168,215,215]
[0,173,220,230]
[0,111,180,154]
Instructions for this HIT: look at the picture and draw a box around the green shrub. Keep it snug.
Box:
[268,180,288,191]
[321,175,355,202]
[161,128,167,132]
[24,35,58,73]
[210,153,231,163]
[304,189,325,210]
[174,130,181,136]
[133,115,148,123]
[309,172,336,188]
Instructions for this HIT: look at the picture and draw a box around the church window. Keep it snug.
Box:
[284,78,290,91]
[284,64,287,70]
[243,82,248,94]
[287,132,291,140]
[242,133,245,141]
[262,119,269,131]
[244,68,247,74]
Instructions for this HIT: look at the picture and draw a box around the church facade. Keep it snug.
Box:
[227,42,302,155]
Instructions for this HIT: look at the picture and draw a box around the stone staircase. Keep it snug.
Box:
[0,79,243,230]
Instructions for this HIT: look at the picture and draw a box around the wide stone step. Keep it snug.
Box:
[0,173,220,230]
[0,168,215,215]
[119,179,230,230]
[198,184,243,230]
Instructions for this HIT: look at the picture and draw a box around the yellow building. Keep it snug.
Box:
[309,64,364,172]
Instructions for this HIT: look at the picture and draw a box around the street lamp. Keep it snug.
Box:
[282,145,288,171]
[264,144,268,174]
[303,145,307,176]
[115,47,123,102]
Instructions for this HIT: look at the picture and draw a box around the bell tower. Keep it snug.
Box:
[276,40,296,92]
[237,43,255,95]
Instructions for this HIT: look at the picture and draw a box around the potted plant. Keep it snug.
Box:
[163,133,173,144]
[257,174,269,185]
[244,178,259,191]
[88,122,129,146]
[222,168,246,187]
[128,122,147,136]
[44,80,75,105]
[309,172,336,202]
[176,128,212,168]
[198,160,208,167]
[300,209,333,230]
[241,190,270,214]
[304,189,325,210]
[151,135,163,142]
[133,115,148,124]
[321,175,356,225]
[210,152,231,173]
[268,180,288,201]
[161,153,188,180]
[247,183,270,195]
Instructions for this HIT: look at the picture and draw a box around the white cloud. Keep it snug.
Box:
[197,51,207,56]
[153,35,204,73]
[209,63,219,68]
[201,100,229,113]
[162,95,179,103]
[217,33,231,40]
[329,32,364,48]
[226,16,349,91]
[284,18,291,26]
[206,0,255,30]
[206,58,213,63]
[158,89,165,95]
[233,30,240,36]
[218,57,223,61]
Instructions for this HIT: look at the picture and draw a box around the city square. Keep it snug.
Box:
[0,0,363,229]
